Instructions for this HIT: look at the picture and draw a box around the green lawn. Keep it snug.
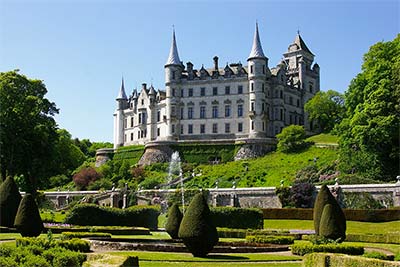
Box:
[263,219,400,235]
[306,133,338,144]
[140,262,301,267]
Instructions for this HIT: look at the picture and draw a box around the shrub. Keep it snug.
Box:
[64,204,160,229]
[313,185,346,238]
[165,203,183,239]
[246,235,294,244]
[319,204,346,241]
[275,186,293,207]
[217,228,247,238]
[178,193,219,257]
[290,181,316,208]
[14,193,44,237]
[291,243,364,256]
[73,167,101,190]
[0,176,22,227]
[304,253,397,267]
[363,251,391,261]
[210,207,263,229]
[16,237,90,252]
[61,231,111,240]
[346,233,400,244]
[276,125,312,153]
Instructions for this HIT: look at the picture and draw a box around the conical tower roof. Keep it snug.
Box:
[248,22,266,60]
[116,77,127,100]
[294,33,314,55]
[165,29,181,66]
[132,89,138,99]
[148,85,156,95]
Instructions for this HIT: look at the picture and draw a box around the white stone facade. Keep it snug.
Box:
[113,25,320,148]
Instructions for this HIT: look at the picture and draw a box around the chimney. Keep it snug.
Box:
[187,62,193,72]
[142,83,147,91]
[213,56,219,71]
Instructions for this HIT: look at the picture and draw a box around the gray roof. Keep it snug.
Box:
[165,30,181,66]
[148,85,156,95]
[294,34,314,55]
[248,23,266,60]
[116,78,127,100]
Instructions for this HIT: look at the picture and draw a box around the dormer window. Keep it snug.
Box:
[141,99,144,105]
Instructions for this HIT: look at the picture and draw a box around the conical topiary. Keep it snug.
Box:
[165,203,183,239]
[178,192,219,257]
[14,193,44,237]
[0,176,22,227]
[313,185,346,241]
[319,204,346,241]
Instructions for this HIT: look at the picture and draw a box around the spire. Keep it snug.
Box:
[248,22,266,60]
[148,85,156,95]
[116,77,127,100]
[294,33,314,55]
[165,28,181,66]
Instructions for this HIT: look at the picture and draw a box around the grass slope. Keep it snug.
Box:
[306,133,338,144]
[184,146,338,188]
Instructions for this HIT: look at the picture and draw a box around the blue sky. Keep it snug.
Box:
[1,0,398,142]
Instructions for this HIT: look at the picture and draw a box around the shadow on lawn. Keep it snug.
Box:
[205,255,249,260]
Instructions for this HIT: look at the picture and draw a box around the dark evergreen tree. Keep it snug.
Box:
[178,193,219,257]
[14,193,44,237]
[0,176,22,227]
[165,203,183,239]
[319,204,346,241]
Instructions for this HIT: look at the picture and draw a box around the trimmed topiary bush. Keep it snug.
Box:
[210,207,263,229]
[313,185,346,240]
[0,176,22,227]
[291,243,364,256]
[178,193,219,257]
[165,203,183,239]
[14,193,44,237]
[319,204,346,241]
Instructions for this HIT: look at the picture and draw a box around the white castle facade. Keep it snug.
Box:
[113,24,320,149]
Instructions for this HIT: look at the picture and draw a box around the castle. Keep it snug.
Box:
[113,24,320,158]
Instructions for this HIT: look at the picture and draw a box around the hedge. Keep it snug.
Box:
[16,237,91,252]
[246,235,294,244]
[291,243,364,256]
[61,232,111,240]
[64,204,160,229]
[303,253,400,267]
[346,233,400,244]
[210,207,263,229]
[261,208,400,222]
[46,226,150,235]
[216,228,302,239]
[113,145,145,164]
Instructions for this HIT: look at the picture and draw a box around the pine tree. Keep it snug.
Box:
[165,203,183,239]
[178,193,219,257]
[0,176,22,227]
[14,193,44,237]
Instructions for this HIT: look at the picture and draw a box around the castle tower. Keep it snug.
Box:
[114,77,128,148]
[164,29,183,140]
[247,23,268,138]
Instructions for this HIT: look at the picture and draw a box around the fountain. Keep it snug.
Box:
[167,151,181,187]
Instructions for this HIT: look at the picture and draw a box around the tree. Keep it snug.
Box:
[338,35,400,181]
[165,203,183,239]
[73,167,102,190]
[305,90,345,132]
[178,193,219,257]
[276,125,311,153]
[0,176,22,227]
[14,193,44,237]
[0,71,59,191]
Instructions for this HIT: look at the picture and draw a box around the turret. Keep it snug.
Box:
[164,29,183,140]
[114,78,128,148]
[247,23,268,138]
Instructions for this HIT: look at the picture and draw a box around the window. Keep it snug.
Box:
[180,125,184,134]
[251,102,255,112]
[188,124,193,134]
[172,124,175,133]
[225,86,230,95]
[237,104,243,117]
[130,117,134,127]
[180,108,184,119]
[137,131,140,139]
[238,85,243,94]
[141,99,144,105]
[200,124,205,134]
[188,107,193,119]
[250,65,253,74]
[212,123,218,133]
[188,88,193,97]
[309,84,313,93]
[225,105,231,117]
[172,89,175,97]
[138,113,142,124]
[201,87,205,96]
[225,123,230,133]
[262,83,264,92]
[131,133,133,141]
[157,111,160,122]
[140,131,144,138]
[200,106,206,119]
[238,122,243,132]
[280,90,283,99]
[289,96,293,105]
[251,121,254,130]
[157,128,160,137]
[181,89,184,97]
[262,65,265,74]
[213,87,218,95]
[280,109,283,120]
[172,71,175,80]
[251,82,254,91]
[297,99,300,107]
[262,103,265,112]
[212,106,218,118]
[124,134,127,142]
